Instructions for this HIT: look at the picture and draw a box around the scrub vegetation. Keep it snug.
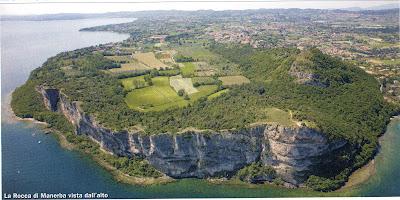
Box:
[236,163,277,184]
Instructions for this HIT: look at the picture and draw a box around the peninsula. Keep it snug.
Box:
[11,9,399,192]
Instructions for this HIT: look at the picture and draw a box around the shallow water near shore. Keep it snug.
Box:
[1,18,399,198]
[350,118,400,196]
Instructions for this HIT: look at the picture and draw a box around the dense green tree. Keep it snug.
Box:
[177,89,185,96]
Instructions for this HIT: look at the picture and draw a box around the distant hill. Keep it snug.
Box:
[2,5,399,21]
[342,3,399,11]
[0,12,136,21]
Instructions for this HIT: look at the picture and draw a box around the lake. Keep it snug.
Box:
[1,18,399,198]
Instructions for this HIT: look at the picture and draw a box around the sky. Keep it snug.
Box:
[0,0,397,15]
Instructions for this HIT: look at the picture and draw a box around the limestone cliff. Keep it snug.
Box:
[37,86,347,186]
[262,125,347,184]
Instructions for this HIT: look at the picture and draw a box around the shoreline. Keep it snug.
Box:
[7,93,174,186]
[340,160,376,190]
[3,92,48,126]
[51,127,175,186]
[340,115,400,190]
[7,86,399,191]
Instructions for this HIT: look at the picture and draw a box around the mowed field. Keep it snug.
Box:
[121,75,148,90]
[134,52,168,69]
[106,56,150,73]
[194,62,215,76]
[189,85,218,102]
[218,75,250,86]
[157,50,175,64]
[264,107,296,127]
[176,46,218,61]
[192,76,217,85]
[170,75,198,94]
[125,77,188,112]
[180,62,196,77]
[109,62,150,73]
[123,75,221,112]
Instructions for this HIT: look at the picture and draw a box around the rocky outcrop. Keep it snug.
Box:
[288,50,328,88]
[128,127,264,178]
[262,125,346,185]
[289,61,327,88]
[37,86,347,186]
[37,86,60,112]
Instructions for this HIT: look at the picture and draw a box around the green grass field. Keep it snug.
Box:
[105,55,151,73]
[176,46,217,61]
[108,61,149,73]
[180,62,196,77]
[121,76,148,91]
[192,76,217,85]
[189,85,218,102]
[264,107,296,127]
[175,45,240,76]
[134,52,168,69]
[218,75,250,86]
[125,77,188,112]
[170,75,198,94]
[124,76,221,112]
[207,89,229,100]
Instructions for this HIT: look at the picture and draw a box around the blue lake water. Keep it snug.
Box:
[1,18,399,198]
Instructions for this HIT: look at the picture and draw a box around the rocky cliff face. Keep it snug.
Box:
[288,51,328,88]
[37,86,60,112]
[38,86,346,186]
[262,125,347,184]
[128,127,264,178]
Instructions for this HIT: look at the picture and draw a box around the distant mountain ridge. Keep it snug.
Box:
[342,3,399,11]
[0,12,136,21]
[1,5,399,21]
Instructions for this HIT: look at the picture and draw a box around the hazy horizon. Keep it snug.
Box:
[0,0,397,16]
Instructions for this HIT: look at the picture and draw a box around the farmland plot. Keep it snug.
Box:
[192,77,218,85]
[106,56,150,73]
[180,62,196,77]
[134,52,168,69]
[121,75,148,90]
[156,51,176,64]
[170,75,198,94]
[189,85,218,101]
[194,62,216,76]
[176,46,218,61]
[108,62,150,73]
[125,77,187,111]
[105,55,133,63]
[218,75,250,86]
[125,76,220,112]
